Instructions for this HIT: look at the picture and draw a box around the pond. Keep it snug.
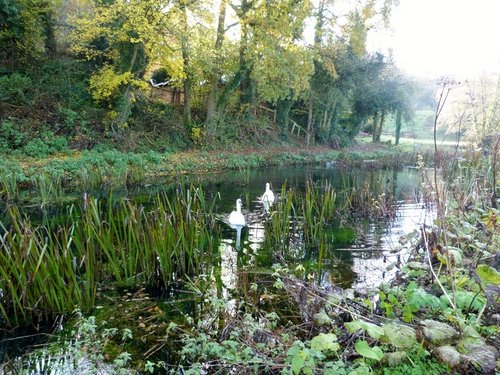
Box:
[0,163,434,368]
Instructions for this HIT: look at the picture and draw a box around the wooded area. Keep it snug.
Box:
[0,0,420,153]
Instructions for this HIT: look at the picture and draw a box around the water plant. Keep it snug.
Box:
[0,174,18,202]
[0,187,220,326]
[0,205,98,326]
[264,180,338,253]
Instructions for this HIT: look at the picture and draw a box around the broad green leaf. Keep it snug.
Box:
[476,265,500,285]
[354,340,384,361]
[291,355,305,375]
[382,323,416,349]
[447,247,463,265]
[420,319,459,344]
[313,310,332,326]
[310,333,340,352]
[406,286,443,310]
[441,290,486,311]
[345,320,384,339]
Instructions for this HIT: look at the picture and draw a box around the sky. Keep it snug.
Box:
[368,0,500,79]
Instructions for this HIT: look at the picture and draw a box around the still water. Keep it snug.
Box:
[4,164,432,290]
[188,164,432,290]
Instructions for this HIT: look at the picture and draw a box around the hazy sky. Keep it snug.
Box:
[368,0,500,79]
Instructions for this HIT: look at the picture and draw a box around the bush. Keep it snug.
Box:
[22,131,68,157]
[0,119,28,152]
[0,73,32,105]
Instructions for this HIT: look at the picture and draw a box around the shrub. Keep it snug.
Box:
[0,119,28,151]
[22,131,68,157]
[0,73,32,105]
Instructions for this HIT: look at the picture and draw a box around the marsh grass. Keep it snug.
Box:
[31,173,65,207]
[0,173,19,202]
[0,187,219,326]
[264,181,337,252]
[342,176,398,220]
[0,205,97,326]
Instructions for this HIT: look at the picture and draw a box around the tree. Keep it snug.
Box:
[305,0,399,145]
[0,0,57,67]
[71,0,165,129]
[212,0,313,121]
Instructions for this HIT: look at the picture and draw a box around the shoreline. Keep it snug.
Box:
[0,143,434,191]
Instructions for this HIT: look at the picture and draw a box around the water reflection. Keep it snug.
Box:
[211,165,434,290]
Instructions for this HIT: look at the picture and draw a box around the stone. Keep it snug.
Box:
[418,319,459,345]
[463,344,499,374]
[434,345,462,368]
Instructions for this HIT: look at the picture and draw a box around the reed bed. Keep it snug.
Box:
[342,176,398,220]
[0,173,20,202]
[0,187,219,326]
[264,181,337,251]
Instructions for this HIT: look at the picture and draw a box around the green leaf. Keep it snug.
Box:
[476,265,500,285]
[406,286,443,310]
[345,320,384,339]
[310,333,340,353]
[354,340,384,361]
[447,247,463,265]
[382,322,416,349]
[291,354,305,374]
[313,310,332,326]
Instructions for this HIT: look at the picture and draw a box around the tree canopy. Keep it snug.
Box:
[0,0,419,148]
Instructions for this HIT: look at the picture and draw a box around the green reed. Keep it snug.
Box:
[0,206,97,326]
[0,173,20,202]
[342,176,397,219]
[265,181,337,250]
[31,173,65,207]
[0,187,219,326]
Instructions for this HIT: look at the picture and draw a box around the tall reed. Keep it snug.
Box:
[264,181,337,250]
[0,187,219,326]
[0,206,97,326]
[0,173,20,202]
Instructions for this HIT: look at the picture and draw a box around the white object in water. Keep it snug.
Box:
[229,198,246,226]
[262,182,275,212]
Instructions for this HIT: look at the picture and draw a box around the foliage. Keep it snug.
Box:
[0,0,416,149]
[4,311,142,374]
[0,187,219,326]
[0,73,32,104]
[23,131,69,157]
[0,120,68,156]
[379,282,446,322]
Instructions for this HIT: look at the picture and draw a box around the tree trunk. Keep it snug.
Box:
[206,0,228,128]
[276,96,293,132]
[180,1,192,126]
[372,112,379,142]
[375,109,385,142]
[113,44,140,130]
[306,95,313,146]
[238,0,254,117]
[395,109,402,145]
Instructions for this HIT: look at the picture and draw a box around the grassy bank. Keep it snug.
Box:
[0,142,440,196]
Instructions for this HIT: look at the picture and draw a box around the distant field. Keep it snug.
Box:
[369,108,467,147]
[356,135,468,148]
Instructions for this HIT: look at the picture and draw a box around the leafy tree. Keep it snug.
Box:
[213,0,313,121]
[71,0,164,129]
[305,0,399,144]
[0,0,57,67]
